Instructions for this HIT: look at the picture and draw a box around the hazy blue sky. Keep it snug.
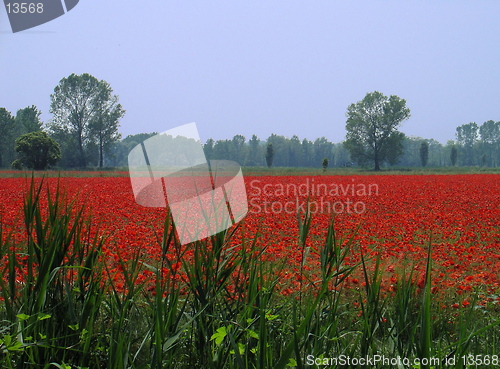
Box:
[1,1,499,144]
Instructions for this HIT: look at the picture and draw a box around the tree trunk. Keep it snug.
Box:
[77,125,85,167]
[99,138,104,168]
[78,138,85,167]
[374,144,380,171]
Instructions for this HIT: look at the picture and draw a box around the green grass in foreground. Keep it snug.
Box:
[0,179,499,368]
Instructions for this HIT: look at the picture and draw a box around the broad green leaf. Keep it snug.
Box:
[16,314,30,321]
[247,329,259,340]
[210,326,227,346]
[287,358,298,367]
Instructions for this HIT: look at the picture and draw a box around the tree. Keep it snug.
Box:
[265,143,274,168]
[322,157,329,172]
[49,73,124,167]
[213,139,231,159]
[314,137,334,165]
[344,91,411,170]
[15,105,43,133]
[450,145,458,166]
[266,134,287,166]
[479,120,500,167]
[288,135,302,166]
[379,131,406,166]
[426,139,444,166]
[15,131,61,170]
[420,141,429,167]
[0,108,17,167]
[232,134,246,164]
[301,138,313,167]
[247,134,261,166]
[204,138,215,160]
[89,88,125,167]
[456,122,478,166]
[106,132,157,167]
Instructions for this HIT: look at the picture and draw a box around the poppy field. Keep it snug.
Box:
[0,173,499,368]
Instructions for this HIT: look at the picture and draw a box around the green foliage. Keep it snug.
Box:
[11,159,22,170]
[232,134,246,164]
[344,91,411,170]
[479,120,500,167]
[4,89,500,170]
[420,141,429,167]
[265,143,274,168]
[105,132,158,167]
[14,131,61,170]
[13,132,58,169]
[0,108,19,168]
[246,134,261,166]
[451,145,458,166]
[88,87,125,167]
[0,178,105,367]
[400,138,443,167]
[456,122,478,165]
[204,137,215,161]
[49,73,125,168]
[321,157,328,172]
[15,105,43,133]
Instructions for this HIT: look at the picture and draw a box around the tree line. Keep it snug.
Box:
[0,73,124,170]
[96,125,500,170]
[1,76,499,170]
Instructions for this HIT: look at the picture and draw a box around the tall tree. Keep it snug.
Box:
[266,134,287,166]
[49,73,124,167]
[450,145,458,166]
[15,105,43,133]
[204,138,215,160]
[456,122,478,166]
[0,108,17,167]
[420,141,429,167]
[426,139,444,166]
[479,120,500,167]
[247,134,261,166]
[300,138,313,167]
[344,91,410,170]
[213,139,231,159]
[265,143,274,168]
[289,135,302,166]
[314,137,334,165]
[89,88,125,167]
[232,134,246,164]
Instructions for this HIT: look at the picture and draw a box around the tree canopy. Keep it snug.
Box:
[14,131,61,170]
[49,73,125,167]
[344,91,411,170]
[0,108,17,168]
[16,105,43,133]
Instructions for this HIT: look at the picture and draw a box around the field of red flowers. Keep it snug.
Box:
[1,174,499,301]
